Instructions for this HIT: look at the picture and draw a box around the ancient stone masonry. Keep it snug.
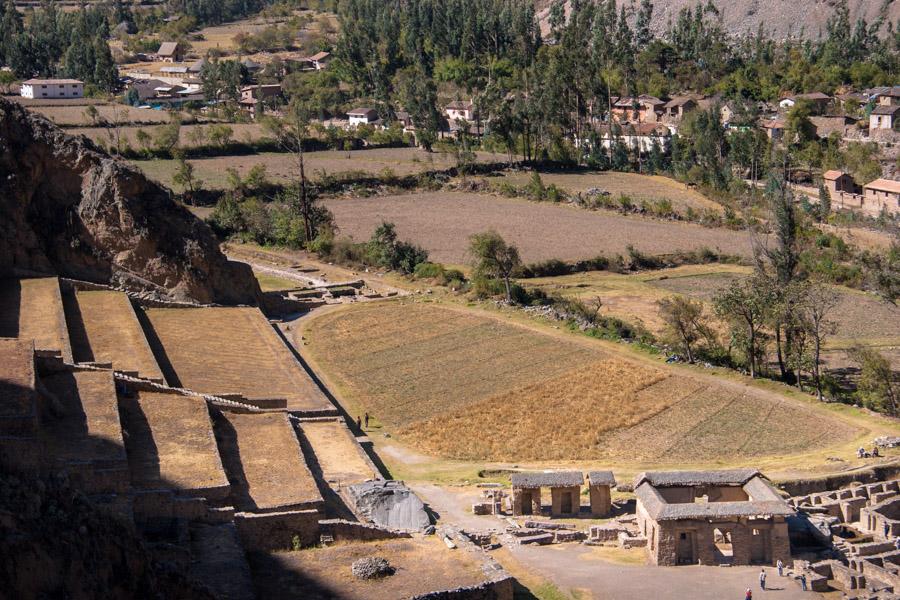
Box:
[511,471,584,517]
[789,478,900,598]
[587,471,616,518]
[634,469,794,567]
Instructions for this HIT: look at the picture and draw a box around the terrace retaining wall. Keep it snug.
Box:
[410,576,515,600]
[777,464,900,496]
[234,509,320,551]
[318,518,411,543]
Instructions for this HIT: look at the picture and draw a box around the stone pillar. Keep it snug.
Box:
[590,485,612,517]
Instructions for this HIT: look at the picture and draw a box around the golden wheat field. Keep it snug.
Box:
[304,301,860,462]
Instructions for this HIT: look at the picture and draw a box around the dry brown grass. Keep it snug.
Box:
[305,301,859,462]
[499,170,724,214]
[297,419,379,485]
[69,123,267,148]
[0,277,72,361]
[143,307,332,413]
[250,537,487,600]
[324,192,756,264]
[26,104,191,126]
[133,148,506,190]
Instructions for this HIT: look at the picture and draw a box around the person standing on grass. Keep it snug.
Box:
[777,559,784,576]
[759,568,767,590]
[356,415,362,430]
[364,412,370,429]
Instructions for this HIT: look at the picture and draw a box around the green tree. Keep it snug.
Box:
[468,230,521,303]
[818,182,832,220]
[657,296,713,363]
[171,151,202,205]
[714,275,773,378]
[849,345,898,415]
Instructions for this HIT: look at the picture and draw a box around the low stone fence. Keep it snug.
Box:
[410,576,515,600]
[318,518,411,543]
[777,465,900,496]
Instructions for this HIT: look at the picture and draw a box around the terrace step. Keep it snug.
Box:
[212,408,323,514]
[189,522,255,600]
[0,277,73,362]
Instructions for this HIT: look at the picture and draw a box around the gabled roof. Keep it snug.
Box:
[347,107,377,117]
[156,41,180,56]
[188,58,207,73]
[587,471,616,487]
[309,51,331,61]
[633,469,760,489]
[864,178,900,194]
[872,105,900,116]
[638,94,665,106]
[823,170,849,181]
[446,100,474,111]
[664,96,696,109]
[511,471,583,488]
[761,118,785,129]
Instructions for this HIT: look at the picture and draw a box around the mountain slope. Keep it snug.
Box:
[0,98,260,305]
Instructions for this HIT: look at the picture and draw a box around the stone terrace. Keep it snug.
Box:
[119,390,230,499]
[40,369,129,493]
[0,277,73,361]
[213,410,323,513]
[296,418,380,488]
[0,338,37,423]
[143,307,334,414]
[63,289,164,382]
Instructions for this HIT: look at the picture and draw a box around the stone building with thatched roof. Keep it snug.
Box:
[634,469,793,566]
[511,471,583,517]
[587,471,616,518]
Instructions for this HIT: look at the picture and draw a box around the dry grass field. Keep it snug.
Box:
[499,170,725,214]
[250,537,487,600]
[133,148,506,190]
[304,301,859,463]
[65,290,164,381]
[0,277,72,361]
[324,192,755,264]
[297,419,379,485]
[25,103,191,126]
[69,123,268,148]
[143,307,333,413]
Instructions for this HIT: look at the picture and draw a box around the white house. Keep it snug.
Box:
[445,100,476,123]
[870,105,900,131]
[20,78,84,99]
[347,107,378,126]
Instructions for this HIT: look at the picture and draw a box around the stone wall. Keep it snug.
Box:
[589,485,611,518]
[550,486,581,517]
[649,517,790,567]
[318,519,411,543]
[409,576,515,600]
[233,509,320,551]
[778,466,900,496]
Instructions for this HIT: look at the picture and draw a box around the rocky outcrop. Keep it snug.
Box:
[347,480,432,531]
[0,98,259,305]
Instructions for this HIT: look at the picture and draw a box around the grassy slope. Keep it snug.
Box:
[301,297,895,477]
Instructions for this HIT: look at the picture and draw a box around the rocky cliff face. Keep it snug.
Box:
[0,98,260,305]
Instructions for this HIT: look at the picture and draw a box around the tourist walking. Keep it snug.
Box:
[745,588,753,600]
[800,573,807,591]
[356,415,362,430]
[777,559,783,576]
[759,568,766,590]
[364,412,370,429]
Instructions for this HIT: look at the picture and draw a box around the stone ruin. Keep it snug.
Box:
[789,478,900,597]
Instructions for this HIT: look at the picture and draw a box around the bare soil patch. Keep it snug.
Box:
[324,192,755,264]
[27,104,191,126]
[69,123,267,148]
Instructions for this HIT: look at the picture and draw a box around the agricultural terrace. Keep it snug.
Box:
[18,101,193,127]
[323,192,756,264]
[499,170,725,214]
[143,307,332,413]
[303,301,863,465]
[0,277,72,362]
[133,148,506,190]
[297,419,380,486]
[69,123,268,149]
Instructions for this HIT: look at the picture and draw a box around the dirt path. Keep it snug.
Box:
[506,543,824,600]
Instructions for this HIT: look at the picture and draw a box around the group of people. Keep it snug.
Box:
[858,446,882,459]
[745,562,807,599]
[355,412,371,431]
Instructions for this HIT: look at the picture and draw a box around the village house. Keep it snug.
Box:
[610,95,664,124]
[587,471,616,518]
[347,107,379,126]
[445,100,476,123]
[810,115,857,139]
[593,122,669,153]
[239,84,283,116]
[720,102,736,126]
[155,41,183,63]
[870,105,900,131]
[634,469,793,567]
[20,78,83,99]
[862,179,900,215]
[511,472,583,517]
[662,96,697,121]
[761,118,785,142]
[872,86,900,106]
[779,92,831,114]
[823,170,860,195]
[308,51,332,70]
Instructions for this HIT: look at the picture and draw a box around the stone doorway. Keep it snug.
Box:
[676,531,695,565]
[521,491,534,515]
[713,528,734,565]
[750,528,770,564]
[561,491,573,515]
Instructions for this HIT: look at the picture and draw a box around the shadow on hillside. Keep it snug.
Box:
[0,278,22,337]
